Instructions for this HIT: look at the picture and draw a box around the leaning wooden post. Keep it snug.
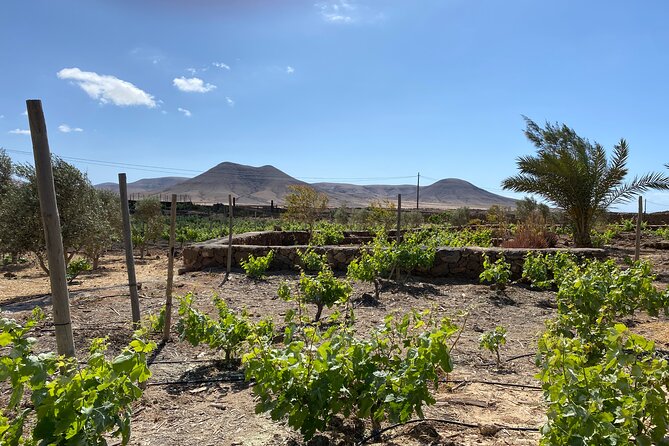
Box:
[119,173,141,327]
[163,194,177,341]
[396,194,402,280]
[227,194,233,275]
[634,195,643,262]
[27,99,76,357]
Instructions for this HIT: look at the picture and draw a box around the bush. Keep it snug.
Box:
[175,293,253,360]
[241,251,274,279]
[243,310,457,440]
[311,222,345,245]
[280,267,352,321]
[479,254,511,291]
[479,326,507,366]
[297,247,328,273]
[66,257,92,284]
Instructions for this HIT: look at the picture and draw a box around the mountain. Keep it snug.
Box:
[312,179,517,209]
[95,177,189,196]
[96,162,517,209]
[160,162,308,205]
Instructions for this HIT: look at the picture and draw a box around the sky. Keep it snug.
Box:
[1,0,669,212]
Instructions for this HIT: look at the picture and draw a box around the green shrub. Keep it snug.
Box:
[66,257,92,284]
[479,254,511,291]
[297,247,328,273]
[311,222,345,245]
[243,310,457,440]
[479,326,507,366]
[281,267,352,321]
[175,293,253,360]
[241,250,274,279]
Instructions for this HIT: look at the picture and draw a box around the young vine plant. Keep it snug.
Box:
[0,309,154,446]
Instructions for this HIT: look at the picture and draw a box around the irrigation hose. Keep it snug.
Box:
[356,418,539,445]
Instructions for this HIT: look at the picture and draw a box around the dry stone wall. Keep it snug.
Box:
[181,231,605,279]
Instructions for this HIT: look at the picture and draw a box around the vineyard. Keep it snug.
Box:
[2,218,669,445]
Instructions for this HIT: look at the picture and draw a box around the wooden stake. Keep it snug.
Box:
[163,194,177,341]
[227,194,233,275]
[119,173,141,327]
[635,195,643,262]
[27,99,76,357]
[396,194,401,280]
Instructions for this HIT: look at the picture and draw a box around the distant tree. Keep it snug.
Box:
[283,185,328,235]
[515,197,550,223]
[0,148,13,198]
[133,197,163,259]
[82,189,122,269]
[503,118,669,247]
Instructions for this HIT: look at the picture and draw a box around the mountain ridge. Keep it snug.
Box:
[95,162,517,209]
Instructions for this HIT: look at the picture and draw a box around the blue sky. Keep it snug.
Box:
[2,0,669,211]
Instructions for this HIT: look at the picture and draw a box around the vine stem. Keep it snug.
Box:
[355,417,539,445]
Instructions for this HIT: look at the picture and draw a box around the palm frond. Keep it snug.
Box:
[603,171,669,207]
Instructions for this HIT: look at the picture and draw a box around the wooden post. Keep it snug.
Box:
[27,99,76,357]
[227,194,233,275]
[396,194,401,280]
[119,173,141,327]
[635,195,643,261]
[163,194,177,341]
[416,172,420,210]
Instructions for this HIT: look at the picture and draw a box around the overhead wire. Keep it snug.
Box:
[2,147,419,183]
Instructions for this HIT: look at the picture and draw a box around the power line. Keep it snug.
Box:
[2,147,418,183]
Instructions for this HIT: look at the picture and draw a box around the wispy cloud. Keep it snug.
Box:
[213,62,230,70]
[286,66,295,74]
[186,67,198,75]
[315,1,383,24]
[57,68,157,108]
[225,97,235,107]
[9,129,30,135]
[0,115,4,119]
[173,77,217,93]
[177,107,192,117]
[58,124,83,133]
[316,0,355,23]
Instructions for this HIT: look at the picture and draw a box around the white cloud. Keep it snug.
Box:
[9,129,30,135]
[172,76,217,93]
[286,66,295,74]
[161,110,168,115]
[58,124,83,133]
[316,0,355,23]
[225,97,235,107]
[186,67,198,74]
[57,67,157,108]
[21,111,27,116]
[177,107,192,117]
[213,62,230,70]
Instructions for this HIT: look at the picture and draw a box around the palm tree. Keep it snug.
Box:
[502,118,669,247]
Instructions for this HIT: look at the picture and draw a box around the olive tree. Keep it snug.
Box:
[0,157,116,273]
[133,197,163,259]
[503,118,669,247]
[82,189,122,269]
[283,185,328,235]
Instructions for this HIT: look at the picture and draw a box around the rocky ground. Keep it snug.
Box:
[1,231,668,446]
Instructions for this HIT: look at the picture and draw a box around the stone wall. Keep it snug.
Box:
[181,231,605,279]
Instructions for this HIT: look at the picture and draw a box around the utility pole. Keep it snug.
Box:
[416,172,420,209]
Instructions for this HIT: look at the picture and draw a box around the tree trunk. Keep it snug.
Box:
[314,304,323,322]
[572,211,593,248]
[36,252,49,274]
